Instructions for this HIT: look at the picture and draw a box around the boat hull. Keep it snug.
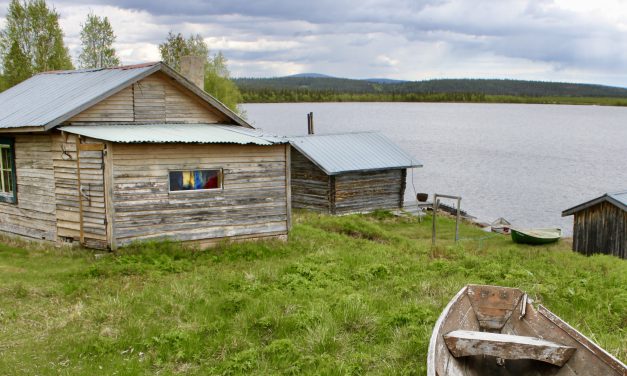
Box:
[511,228,560,245]
[427,284,627,376]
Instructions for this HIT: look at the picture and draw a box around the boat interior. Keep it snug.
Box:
[428,285,626,376]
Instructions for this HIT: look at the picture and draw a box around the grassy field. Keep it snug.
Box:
[0,211,625,375]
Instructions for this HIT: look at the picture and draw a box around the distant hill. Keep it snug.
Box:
[234,76,627,99]
[286,73,335,78]
[363,78,409,84]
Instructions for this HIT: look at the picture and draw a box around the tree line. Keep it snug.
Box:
[0,0,242,112]
[235,76,627,100]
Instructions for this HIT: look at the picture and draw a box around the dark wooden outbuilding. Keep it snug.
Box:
[289,132,421,215]
[562,191,627,259]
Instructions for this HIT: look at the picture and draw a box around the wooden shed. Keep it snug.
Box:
[289,132,421,215]
[562,191,627,259]
[0,62,290,249]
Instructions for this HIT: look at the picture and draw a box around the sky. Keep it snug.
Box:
[2,0,627,86]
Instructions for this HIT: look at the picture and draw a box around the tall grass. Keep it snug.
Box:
[0,212,625,375]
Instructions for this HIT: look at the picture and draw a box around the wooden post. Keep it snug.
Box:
[76,136,84,245]
[103,142,117,250]
[432,197,438,247]
[285,144,292,231]
[432,193,463,246]
[456,197,461,242]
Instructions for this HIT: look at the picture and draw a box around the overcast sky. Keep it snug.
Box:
[2,0,627,86]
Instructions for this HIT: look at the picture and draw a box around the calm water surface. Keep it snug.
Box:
[242,102,627,235]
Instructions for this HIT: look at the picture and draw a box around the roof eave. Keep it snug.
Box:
[42,63,162,131]
[327,165,422,175]
[561,194,627,216]
[0,126,47,133]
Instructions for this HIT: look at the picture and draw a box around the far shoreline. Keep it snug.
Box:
[240,95,627,107]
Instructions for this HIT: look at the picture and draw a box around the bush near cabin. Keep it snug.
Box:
[0,212,625,375]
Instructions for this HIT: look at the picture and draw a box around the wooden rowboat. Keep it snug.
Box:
[427,284,627,376]
[491,217,512,234]
[511,228,561,245]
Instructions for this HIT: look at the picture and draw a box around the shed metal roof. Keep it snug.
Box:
[288,132,421,175]
[59,124,284,146]
[0,62,250,130]
[562,190,627,216]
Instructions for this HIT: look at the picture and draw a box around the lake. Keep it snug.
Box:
[242,102,627,235]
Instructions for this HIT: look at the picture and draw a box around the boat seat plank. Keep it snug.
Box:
[444,330,577,367]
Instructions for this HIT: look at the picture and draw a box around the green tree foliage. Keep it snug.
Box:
[78,13,120,69]
[0,0,73,87]
[204,52,243,113]
[159,32,242,113]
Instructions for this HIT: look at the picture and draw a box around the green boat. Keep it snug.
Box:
[511,228,561,245]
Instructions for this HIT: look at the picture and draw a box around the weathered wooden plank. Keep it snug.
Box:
[443,330,576,367]
[0,135,57,241]
[116,221,286,244]
[467,285,524,331]
[67,87,133,123]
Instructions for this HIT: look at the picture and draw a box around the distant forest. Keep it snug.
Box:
[234,77,627,105]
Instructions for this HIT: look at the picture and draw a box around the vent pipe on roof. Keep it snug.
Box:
[180,55,205,89]
[307,112,314,135]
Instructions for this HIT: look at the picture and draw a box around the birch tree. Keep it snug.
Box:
[78,13,120,69]
[159,32,243,113]
[0,0,73,87]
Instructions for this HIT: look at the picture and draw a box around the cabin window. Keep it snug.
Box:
[169,169,222,192]
[0,138,16,204]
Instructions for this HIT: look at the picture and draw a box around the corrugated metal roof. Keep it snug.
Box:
[562,190,627,215]
[59,124,285,145]
[0,62,252,130]
[289,132,422,175]
[0,64,158,129]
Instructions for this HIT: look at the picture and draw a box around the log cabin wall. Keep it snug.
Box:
[290,148,331,213]
[332,169,405,215]
[109,143,289,247]
[67,72,228,124]
[0,135,56,240]
[572,202,626,259]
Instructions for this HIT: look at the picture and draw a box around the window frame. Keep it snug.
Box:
[0,137,17,204]
[167,168,223,193]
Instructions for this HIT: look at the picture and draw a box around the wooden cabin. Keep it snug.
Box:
[0,61,290,250]
[562,191,626,259]
[289,132,421,215]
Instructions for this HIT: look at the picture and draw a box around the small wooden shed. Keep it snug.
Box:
[289,132,421,215]
[0,62,290,249]
[562,191,627,259]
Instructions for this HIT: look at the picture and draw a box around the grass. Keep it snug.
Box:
[0,211,625,375]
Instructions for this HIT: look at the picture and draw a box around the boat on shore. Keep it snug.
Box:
[427,284,627,376]
[511,228,561,245]
[491,217,512,234]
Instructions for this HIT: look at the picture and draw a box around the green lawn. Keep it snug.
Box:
[0,211,625,375]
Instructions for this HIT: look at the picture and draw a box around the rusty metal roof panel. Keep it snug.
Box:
[288,131,422,175]
[0,64,159,129]
[59,124,285,145]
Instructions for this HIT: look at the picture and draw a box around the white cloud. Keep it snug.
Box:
[0,0,625,86]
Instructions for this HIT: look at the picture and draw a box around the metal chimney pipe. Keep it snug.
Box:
[307,112,314,135]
